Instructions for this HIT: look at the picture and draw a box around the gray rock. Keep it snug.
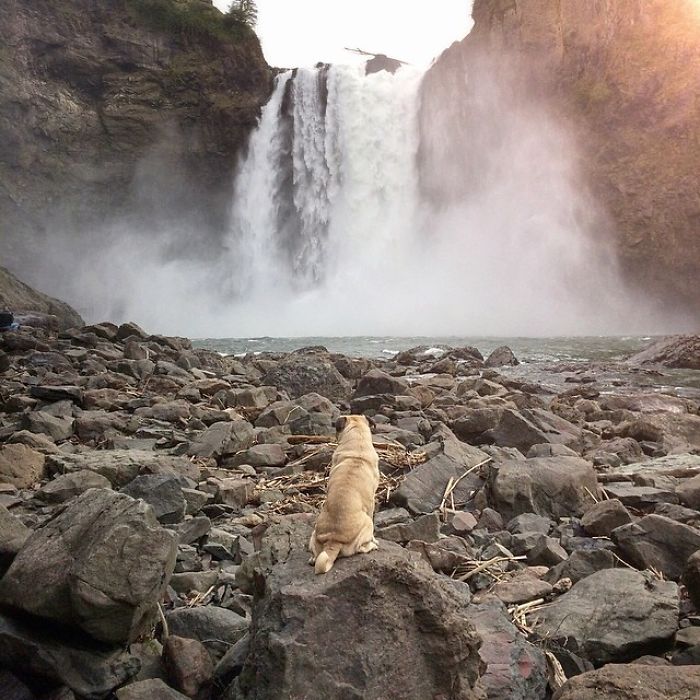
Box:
[376,512,441,543]
[163,635,213,699]
[35,470,112,503]
[0,444,45,488]
[552,663,700,700]
[0,611,139,699]
[580,499,632,537]
[175,516,211,545]
[229,444,286,469]
[232,524,484,700]
[484,345,519,367]
[169,570,219,595]
[677,474,700,509]
[626,335,700,370]
[507,513,553,535]
[0,489,177,644]
[484,409,581,455]
[262,354,352,402]
[24,411,74,442]
[684,550,700,609]
[115,679,189,699]
[603,482,678,508]
[532,568,679,664]
[612,514,700,580]
[470,600,547,700]
[353,369,409,397]
[490,457,599,521]
[165,606,249,661]
[187,421,234,459]
[392,448,488,515]
[544,548,616,584]
[46,450,199,488]
[527,536,568,566]
[0,505,30,574]
[121,474,186,525]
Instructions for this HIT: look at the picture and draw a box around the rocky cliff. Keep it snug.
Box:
[1,0,272,272]
[422,0,700,320]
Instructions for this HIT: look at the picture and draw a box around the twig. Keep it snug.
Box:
[158,602,169,641]
[439,457,492,514]
[457,554,526,581]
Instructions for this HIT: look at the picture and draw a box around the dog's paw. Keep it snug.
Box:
[358,540,378,554]
[308,555,316,566]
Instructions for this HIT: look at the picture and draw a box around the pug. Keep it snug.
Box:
[309,414,380,574]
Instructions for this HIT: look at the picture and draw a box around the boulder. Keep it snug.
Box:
[684,550,700,609]
[46,450,199,488]
[353,369,409,397]
[544,549,616,585]
[0,611,139,699]
[0,489,177,644]
[580,499,632,537]
[611,514,700,580]
[121,474,186,524]
[24,411,74,442]
[532,569,679,664]
[0,505,30,574]
[262,354,351,402]
[0,443,45,488]
[187,421,234,459]
[470,600,547,700]
[553,663,700,699]
[677,474,700,509]
[165,606,249,661]
[484,346,519,367]
[231,525,485,700]
[115,679,189,699]
[490,457,599,521]
[163,635,214,699]
[35,470,112,503]
[484,409,581,455]
[376,512,441,543]
[627,335,700,369]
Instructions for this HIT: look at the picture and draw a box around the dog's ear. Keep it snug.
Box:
[335,416,348,435]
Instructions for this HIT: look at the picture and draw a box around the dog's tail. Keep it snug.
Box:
[314,544,341,575]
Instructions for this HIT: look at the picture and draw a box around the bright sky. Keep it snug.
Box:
[213,0,474,68]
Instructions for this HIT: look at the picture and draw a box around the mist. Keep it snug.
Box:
[25,57,693,339]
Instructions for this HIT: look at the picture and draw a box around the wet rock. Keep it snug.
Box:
[121,474,187,525]
[532,569,679,664]
[0,489,177,644]
[376,512,441,543]
[46,450,199,488]
[484,409,581,455]
[354,369,409,397]
[627,335,700,370]
[232,531,484,700]
[485,346,520,368]
[163,635,214,699]
[490,457,598,521]
[470,600,547,700]
[165,606,249,661]
[0,443,45,488]
[552,663,700,699]
[580,499,632,537]
[35,470,112,503]
[261,354,351,402]
[0,611,139,699]
[612,514,700,580]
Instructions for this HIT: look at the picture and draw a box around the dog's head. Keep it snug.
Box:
[335,414,374,437]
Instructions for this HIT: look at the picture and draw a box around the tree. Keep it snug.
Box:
[227,0,257,28]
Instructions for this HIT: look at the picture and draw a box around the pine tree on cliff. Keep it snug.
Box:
[228,0,257,27]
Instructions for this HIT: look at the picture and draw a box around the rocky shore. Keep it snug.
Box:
[1,319,700,699]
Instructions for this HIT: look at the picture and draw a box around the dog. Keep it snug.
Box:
[309,414,380,574]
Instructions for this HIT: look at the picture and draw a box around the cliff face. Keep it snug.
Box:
[0,0,272,271]
[422,0,700,319]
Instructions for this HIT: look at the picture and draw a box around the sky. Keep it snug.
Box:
[212,0,474,68]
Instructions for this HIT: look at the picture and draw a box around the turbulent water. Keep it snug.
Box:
[221,62,677,338]
[29,59,692,338]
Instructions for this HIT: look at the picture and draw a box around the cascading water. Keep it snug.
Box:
[224,60,658,337]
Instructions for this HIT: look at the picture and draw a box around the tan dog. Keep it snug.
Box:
[309,415,380,574]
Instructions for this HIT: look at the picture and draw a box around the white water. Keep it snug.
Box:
[221,62,671,337]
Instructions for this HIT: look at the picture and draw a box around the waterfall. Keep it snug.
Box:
[224,59,657,337]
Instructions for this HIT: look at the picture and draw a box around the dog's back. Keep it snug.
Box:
[310,415,379,573]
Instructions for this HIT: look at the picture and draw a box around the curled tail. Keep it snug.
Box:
[314,544,341,574]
